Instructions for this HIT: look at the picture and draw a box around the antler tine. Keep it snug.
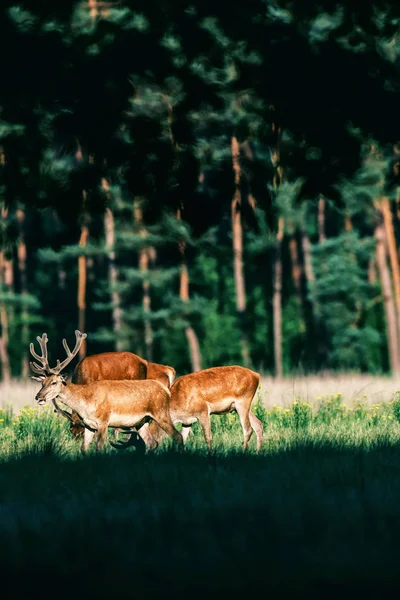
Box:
[52,330,87,374]
[30,361,47,374]
[29,333,50,374]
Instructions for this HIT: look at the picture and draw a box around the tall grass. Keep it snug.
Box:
[2,390,400,597]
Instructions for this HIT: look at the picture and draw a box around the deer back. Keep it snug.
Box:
[171,365,260,407]
[72,351,148,384]
[146,362,176,388]
[88,378,170,412]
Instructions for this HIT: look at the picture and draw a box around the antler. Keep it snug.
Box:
[52,330,87,374]
[29,330,87,375]
[30,333,50,375]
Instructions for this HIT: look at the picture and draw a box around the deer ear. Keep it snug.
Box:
[30,375,45,382]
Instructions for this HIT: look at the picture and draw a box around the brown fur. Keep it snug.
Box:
[72,351,148,384]
[140,365,263,452]
[35,375,183,453]
[69,352,176,438]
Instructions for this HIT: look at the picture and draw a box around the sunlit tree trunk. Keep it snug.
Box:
[368,257,377,284]
[102,179,124,351]
[75,143,88,359]
[164,97,201,370]
[318,195,326,243]
[270,121,285,378]
[273,218,284,379]
[0,250,11,383]
[380,197,400,343]
[0,153,11,381]
[177,208,202,372]
[289,234,302,294]
[375,219,400,373]
[300,217,315,304]
[16,209,30,378]
[104,207,124,351]
[0,204,12,382]
[231,136,251,368]
[288,228,307,343]
[134,198,153,362]
[77,218,88,359]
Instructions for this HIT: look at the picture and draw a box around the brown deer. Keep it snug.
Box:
[68,352,176,438]
[30,331,183,453]
[113,365,264,452]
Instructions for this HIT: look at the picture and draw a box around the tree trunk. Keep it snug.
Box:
[231,136,251,368]
[396,186,400,221]
[318,195,326,243]
[375,220,400,373]
[368,257,377,284]
[300,219,315,298]
[77,224,88,359]
[344,213,353,232]
[380,197,400,342]
[0,250,11,384]
[288,231,307,342]
[300,213,326,368]
[289,234,302,294]
[180,260,202,372]
[139,247,153,363]
[16,209,30,378]
[273,217,284,379]
[176,208,202,372]
[134,199,154,362]
[102,178,124,351]
[75,144,88,359]
[104,207,124,351]
[0,206,11,383]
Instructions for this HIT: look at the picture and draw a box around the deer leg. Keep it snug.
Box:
[138,423,159,451]
[154,415,184,448]
[197,412,212,451]
[81,428,95,454]
[95,425,108,452]
[235,403,253,450]
[249,412,264,452]
[181,425,193,445]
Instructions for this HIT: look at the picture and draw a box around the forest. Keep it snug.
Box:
[2,0,400,380]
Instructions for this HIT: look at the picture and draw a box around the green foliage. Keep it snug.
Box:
[392,391,400,423]
[310,231,382,371]
[292,399,313,429]
[13,405,66,442]
[315,393,347,424]
[1,0,400,378]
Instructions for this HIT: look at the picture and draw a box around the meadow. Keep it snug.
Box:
[2,377,400,597]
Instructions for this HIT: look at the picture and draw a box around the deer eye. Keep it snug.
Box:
[51,381,57,385]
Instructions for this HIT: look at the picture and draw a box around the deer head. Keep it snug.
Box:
[30,330,87,405]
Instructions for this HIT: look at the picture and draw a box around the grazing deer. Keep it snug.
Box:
[113,365,264,452]
[68,351,176,439]
[30,331,183,453]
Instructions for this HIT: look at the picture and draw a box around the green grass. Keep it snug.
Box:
[2,394,400,598]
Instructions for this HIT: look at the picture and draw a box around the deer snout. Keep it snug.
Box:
[35,393,46,405]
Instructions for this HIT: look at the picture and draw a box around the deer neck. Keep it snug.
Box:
[56,383,93,418]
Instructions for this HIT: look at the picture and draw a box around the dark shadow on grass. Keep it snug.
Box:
[2,440,400,598]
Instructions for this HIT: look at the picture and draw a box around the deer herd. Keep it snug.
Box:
[29,330,264,454]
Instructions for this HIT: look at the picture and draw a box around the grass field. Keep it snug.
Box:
[2,377,400,597]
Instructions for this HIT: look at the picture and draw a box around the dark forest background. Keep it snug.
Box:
[2,0,400,380]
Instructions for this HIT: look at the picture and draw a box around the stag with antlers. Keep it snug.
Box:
[30,331,183,453]
[68,351,176,439]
